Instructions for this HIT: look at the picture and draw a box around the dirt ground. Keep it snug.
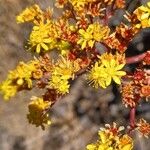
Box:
[0,0,149,150]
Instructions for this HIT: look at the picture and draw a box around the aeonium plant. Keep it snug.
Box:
[0,0,150,149]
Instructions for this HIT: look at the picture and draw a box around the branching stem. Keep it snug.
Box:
[126,52,146,64]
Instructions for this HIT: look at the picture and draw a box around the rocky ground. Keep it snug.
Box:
[0,0,149,150]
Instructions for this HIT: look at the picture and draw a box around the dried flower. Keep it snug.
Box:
[143,51,150,65]
[104,33,127,53]
[27,97,51,130]
[137,119,150,138]
[141,85,150,100]
[87,2,104,17]
[121,82,139,107]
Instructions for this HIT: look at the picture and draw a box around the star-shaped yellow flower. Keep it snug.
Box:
[102,58,126,86]
[88,53,126,88]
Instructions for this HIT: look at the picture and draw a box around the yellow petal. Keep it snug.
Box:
[141,13,149,20]
[139,6,148,12]
[99,80,106,88]
[115,71,126,76]
[86,144,96,150]
[106,76,111,86]
[141,19,149,27]
[33,26,39,30]
[115,64,125,70]
[99,131,107,143]
[41,43,49,50]
[122,144,133,150]
[102,60,109,68]
[79,29,85,35]
[36,44,41,53]
[147,2,150,8]
[135,24,141,28]
[82,40,87,49]
[110,59,116,68]
[43,39,52,43]
[113,76,121,84]
[88,40,94,48]
[77,39,83,45]
[107,148,113,150]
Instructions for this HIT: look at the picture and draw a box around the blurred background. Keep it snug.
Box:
[0,0,149,150]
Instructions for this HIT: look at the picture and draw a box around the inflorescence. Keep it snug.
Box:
[0,0,150,149]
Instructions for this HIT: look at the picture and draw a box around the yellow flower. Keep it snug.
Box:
[29,21,57,53]
[86,123,133,150]
[101,57,126,85]
[78,23,110,49]
[16,4,42,23]
[0,79,18,100]
[8,61,38,88]
[88,53,126,88]
[49,75,70,94]
[27,97,51,130]
[134,2,150,28]
[86,130,115,150]
[88,62,108,88]
[49,56,80,94]
[92,23,110,41]
[119,135,133,150]
[57,40,71,55]
[54,56,76,79]
[78,28,94,49]
[0,60,41,100]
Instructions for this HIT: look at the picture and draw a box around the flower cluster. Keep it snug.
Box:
[88,53,126,88]
[27,97,51,129]
[87,123,133,150]
[136,119,150,138]
[0,1,150,148]
[133,2,150,29]
[78,23,110,49]
[121,69,150,107]
[0,80,18,100]
[49,56,80,94]
[104,23,137,53]
[0,60,40,100]
[16,4,43,23]
[29,21,56,53]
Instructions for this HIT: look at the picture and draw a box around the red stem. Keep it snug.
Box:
[126,52,146,64]
[130,107,136,128]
